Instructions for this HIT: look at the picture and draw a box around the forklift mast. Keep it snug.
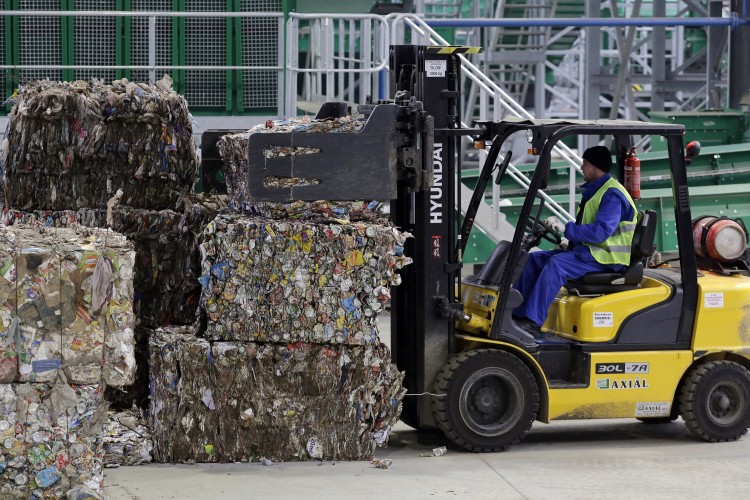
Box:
[242,45,469,430]
[389,46,465,429]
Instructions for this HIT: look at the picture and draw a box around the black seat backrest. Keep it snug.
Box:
[630,210,657,264]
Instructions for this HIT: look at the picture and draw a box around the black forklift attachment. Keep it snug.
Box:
[246,97,434,202]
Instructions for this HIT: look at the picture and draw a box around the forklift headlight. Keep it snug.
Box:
[526,129,534,143]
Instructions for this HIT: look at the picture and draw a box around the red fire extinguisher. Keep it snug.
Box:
[624,147,641,200]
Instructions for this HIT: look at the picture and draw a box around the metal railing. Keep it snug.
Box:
[1,10,285,115]
[283,13,389,117]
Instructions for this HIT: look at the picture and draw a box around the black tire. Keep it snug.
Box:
[432,349,539,452]
[679,360,750,442]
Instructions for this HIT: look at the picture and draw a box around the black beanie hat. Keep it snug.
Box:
[582,146,613,173]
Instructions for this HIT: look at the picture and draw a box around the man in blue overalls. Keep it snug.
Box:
[513,146,638,329]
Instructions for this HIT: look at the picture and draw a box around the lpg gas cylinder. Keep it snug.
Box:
[692,216,747,263]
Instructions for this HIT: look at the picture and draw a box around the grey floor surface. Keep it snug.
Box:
[106,418,750,500]
[105,314,750,499]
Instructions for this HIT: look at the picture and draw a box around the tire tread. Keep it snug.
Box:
[432,349,539,452]
[679,360,750,443]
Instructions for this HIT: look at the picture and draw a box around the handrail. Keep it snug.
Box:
[1,10,282,17]
[286,13,389,73]
[425,16,750,30]
[284,13,389,116]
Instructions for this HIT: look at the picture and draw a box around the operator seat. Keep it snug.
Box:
[564,210,657,296]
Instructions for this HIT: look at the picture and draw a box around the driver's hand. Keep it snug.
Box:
[558,237,570,250]
[544,216,567,235]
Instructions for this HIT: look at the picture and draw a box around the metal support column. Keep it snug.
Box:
[729,0,750,109]
[582,0,601,145]
[707,0,728,108]
[651,0,667,112]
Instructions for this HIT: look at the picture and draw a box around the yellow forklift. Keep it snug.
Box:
[438,116,750,451]
[243,45,750,452]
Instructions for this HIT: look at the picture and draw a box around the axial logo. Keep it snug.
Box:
[596,377,649,390]
[429,145,443,224]
[635,402,671,417]
[596,362,650,374]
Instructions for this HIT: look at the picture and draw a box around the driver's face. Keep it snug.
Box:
[581,160,599,182]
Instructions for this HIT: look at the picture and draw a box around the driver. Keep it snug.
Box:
[513,145,638,329]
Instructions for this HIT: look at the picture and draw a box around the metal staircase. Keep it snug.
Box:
[484,0,557,115]
[389,13,582,258]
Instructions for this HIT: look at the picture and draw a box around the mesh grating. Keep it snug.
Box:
[241,0,282,10]
[239,0,281,109]
[184,0,229,108]
[0,15,6,90]
[17,0,63,82]
[73,0,118,82]
[130,0,174,84]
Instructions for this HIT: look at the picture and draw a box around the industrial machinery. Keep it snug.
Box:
[237,45,750,451]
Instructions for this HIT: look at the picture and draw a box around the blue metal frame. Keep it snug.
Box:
[426,16,750,30]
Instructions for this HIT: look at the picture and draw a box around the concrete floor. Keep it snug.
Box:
[104,314,750,499]
[106,418,750,499]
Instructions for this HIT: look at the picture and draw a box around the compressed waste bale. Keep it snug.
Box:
[0,384,25,496]
[0,231,19,383]
[218,116,363,212]
[199,213,411,343]
[67,383,107,493]
[217,118,389,223]
[211,340,404,462]
[1,196,221,328]
[1,76,198,211]
[102,407,153,467]
[148,331,405,463]
[148,330,218,463]
[0,379,106,498]
[105,322,199,410]
[15,241,68,384]
[0,224,135,386]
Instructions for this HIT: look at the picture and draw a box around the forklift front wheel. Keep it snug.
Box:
[433,349,539,452]
[680,360,750,442]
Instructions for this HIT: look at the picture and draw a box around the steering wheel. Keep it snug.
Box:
[525,215,563,245]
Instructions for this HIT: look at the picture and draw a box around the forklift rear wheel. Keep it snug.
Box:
[432,349,538,452]
[680,360,750,442]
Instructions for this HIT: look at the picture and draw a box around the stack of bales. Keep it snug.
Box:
[1,75,212,331]
[0,76,208,494]
[0,202,221,412]
[0,224,135,496]
[2,78,410,476]
[148,119,408,463]
[1,77,218,419]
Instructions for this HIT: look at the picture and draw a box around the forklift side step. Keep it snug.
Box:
[247,105,401,202]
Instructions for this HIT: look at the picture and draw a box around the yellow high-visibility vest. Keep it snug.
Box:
[581,178,638,265]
